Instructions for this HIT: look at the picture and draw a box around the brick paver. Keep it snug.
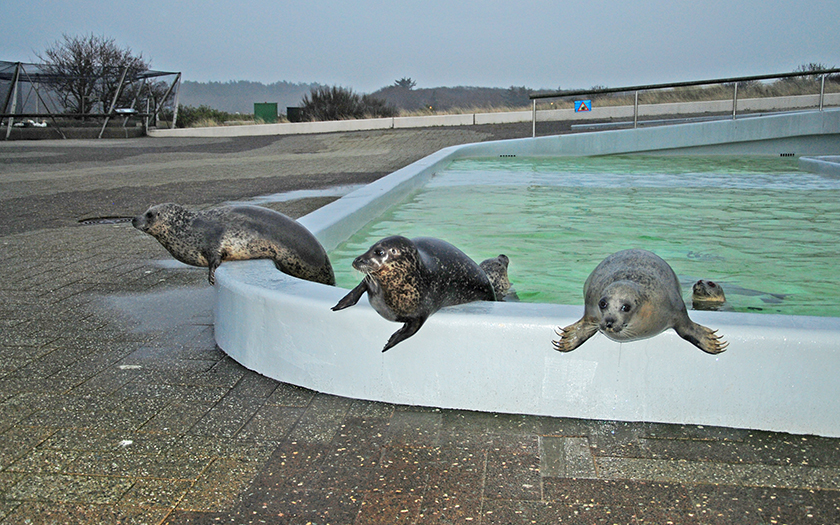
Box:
[1,125,838,524]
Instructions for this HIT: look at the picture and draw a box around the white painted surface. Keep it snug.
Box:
[800,155,840,177]
[149,93,840,138]
[214,110,840,436]
[215,262,840,436]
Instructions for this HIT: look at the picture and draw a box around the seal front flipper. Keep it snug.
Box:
[383,317,426,352]
[332,280,368,311]
[674,320,729,354]
[552,317,598,352]
[206,252,223,285]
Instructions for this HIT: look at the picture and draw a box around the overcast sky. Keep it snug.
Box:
[2,0,839,93]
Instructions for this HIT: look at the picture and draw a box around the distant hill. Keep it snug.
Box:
[178,80,323,114]
[371,85,534,112]
[178,80,538,114]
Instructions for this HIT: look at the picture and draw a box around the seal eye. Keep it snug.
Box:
[374,249,385,257]
[598,299,608,310]
[620,303,632,313]
[708,281,717,288]
[146,211,154,219]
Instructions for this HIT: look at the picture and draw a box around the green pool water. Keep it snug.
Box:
[329,156,840,317]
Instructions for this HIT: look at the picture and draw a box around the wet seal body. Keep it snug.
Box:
[133,203,335,286]
[332,236,497,351]
[553,249,727,354]
[480,254,517,301]
[691,279,726,311]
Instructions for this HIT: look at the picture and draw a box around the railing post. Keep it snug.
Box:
[819,74,826,111]
[531,99,536,138]
[633,91,639,129]
[4,62,21,140]
[732,82,739,120]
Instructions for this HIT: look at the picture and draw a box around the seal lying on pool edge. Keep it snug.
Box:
[133,203,335,286]
[552,249,727,354]
[332,235,497,351]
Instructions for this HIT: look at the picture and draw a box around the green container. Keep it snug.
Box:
[254,102,278,124]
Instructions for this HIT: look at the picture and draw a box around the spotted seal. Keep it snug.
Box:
[479,254,516,300]
[552,249,727,354]
[133,203,335,286]
[691,279,726,311]
[331,235,497,351]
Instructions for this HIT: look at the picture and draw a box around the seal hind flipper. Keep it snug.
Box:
[332,280,368,311]
[552,317,599,352]
[383,317,426,352]
[674,320,728,354]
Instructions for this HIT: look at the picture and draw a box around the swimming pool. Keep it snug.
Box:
[214,110,840,437]
[330,156,840,316]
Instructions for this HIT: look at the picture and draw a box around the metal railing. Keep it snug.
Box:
[529,69,840,137]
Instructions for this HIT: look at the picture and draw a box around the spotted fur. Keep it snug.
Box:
[332,236,497,351]
[133,203,335,285]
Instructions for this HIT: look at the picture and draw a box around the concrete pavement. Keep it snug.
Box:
[0,124,838,524]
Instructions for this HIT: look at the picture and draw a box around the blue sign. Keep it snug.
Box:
[574,100,591,112]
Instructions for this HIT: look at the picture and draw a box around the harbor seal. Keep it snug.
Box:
[552,249,727,354]
[133,203,335,286]
[479,254,515,300]
[331,235,497,351]
[691,279,726,311]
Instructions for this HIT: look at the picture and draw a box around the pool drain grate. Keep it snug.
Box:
[79,216,134,226]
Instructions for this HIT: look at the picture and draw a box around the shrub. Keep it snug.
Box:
[301,86,397,121]
[175,104,248,127]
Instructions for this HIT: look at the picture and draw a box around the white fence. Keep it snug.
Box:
[148,93,840,138]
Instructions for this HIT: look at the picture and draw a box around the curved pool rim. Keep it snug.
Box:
[214,110,840,437]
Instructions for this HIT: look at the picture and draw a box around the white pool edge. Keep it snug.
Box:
[215,111,840,437]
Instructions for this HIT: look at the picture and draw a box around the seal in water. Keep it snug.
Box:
[133,203,335,286]
[480,254,517,301]
[332,235,497,351]
[552,249,728,354]
[691,279,726,311]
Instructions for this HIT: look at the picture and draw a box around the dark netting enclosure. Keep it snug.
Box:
[1,61,180,139]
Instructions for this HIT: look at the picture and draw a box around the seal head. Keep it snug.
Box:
[479,254,517,300]
[691,279,726,311]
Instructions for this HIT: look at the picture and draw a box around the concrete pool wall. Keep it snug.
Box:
[214,110,840,437]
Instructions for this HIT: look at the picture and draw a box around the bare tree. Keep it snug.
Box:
[37,33,150,115]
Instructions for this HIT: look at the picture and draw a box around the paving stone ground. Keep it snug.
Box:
[0,124,838,524]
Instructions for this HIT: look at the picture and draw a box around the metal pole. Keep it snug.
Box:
[153,73,180,127]
[4,63,21,140]
[531,99,536,138]
[633,91,639,129]
[732,82,738,120]
[99,66,129,139]
[819,74,826,111]
[170,73,181,129]
[20,65,66,139]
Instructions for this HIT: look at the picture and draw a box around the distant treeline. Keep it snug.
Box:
[369,85,534,112]
[179,80,537,114]
[179,80,324,114]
